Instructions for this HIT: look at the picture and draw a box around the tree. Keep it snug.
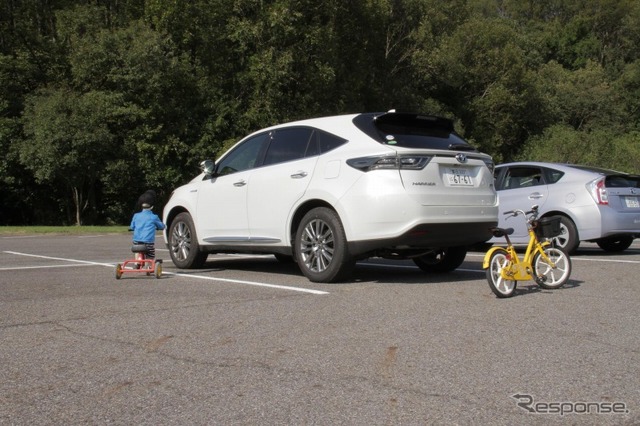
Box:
[19,89,131,225]
[517,125,640,174]
[422,16,547,161]
[614,59,640,131]
[53,7,205,223]
[3,0,640,224]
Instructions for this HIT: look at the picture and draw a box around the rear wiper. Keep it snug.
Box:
[448,143,477,152]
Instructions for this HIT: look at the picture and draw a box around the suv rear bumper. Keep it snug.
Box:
[347,221,497,256]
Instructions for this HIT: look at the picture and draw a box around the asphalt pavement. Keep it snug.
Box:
[1,233,639,425]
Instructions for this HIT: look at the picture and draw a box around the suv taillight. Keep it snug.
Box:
[483,158,495,174]
[347,155,432,172]
[587,177,608,205]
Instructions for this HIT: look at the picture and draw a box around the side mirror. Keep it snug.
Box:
[200,160,215,178]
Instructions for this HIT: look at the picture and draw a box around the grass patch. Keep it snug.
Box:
[0,226,130,235]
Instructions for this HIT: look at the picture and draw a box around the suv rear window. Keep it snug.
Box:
[353,112,477,151]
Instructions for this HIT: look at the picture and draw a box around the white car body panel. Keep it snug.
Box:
[247,156,318,243]
[197,170,250,241]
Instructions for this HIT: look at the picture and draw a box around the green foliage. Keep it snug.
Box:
[517,125,640,174]
[19,88,127,224]
[535,60,623,131]
[615,59,640,130]
[425,16,546,161]
[2,0,640,224]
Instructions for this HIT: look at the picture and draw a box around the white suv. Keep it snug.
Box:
[162,112,498,282]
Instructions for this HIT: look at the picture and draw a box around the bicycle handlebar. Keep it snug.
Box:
[503,205,539,220]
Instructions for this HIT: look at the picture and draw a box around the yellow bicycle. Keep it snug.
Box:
[483,205,572,298]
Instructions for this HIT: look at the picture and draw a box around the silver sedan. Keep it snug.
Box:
[492,162,640,253]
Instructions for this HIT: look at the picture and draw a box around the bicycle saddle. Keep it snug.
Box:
[490,227,514,238]
[131,244,149,253]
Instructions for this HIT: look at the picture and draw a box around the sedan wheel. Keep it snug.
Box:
[596,236,634,252]
[550,216,579,254]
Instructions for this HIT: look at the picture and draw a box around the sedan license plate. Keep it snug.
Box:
[625,196,640,208]
[446,168,473,186]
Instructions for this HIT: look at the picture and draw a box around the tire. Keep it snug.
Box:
[115,264,123,280]
[295,207,354,283]
[485,248,517,298]
[412,246,467,273]
[168,212,208,269]
[596,236,633,252]
[533,247,571,289]
[550,216,579,254]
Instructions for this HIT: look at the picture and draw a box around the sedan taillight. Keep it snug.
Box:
[347,155,432,172]
[587,177,608,205]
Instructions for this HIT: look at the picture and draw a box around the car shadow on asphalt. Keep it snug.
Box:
[350,260,485,284]
[165,256,304,279]
[508,278,583,297]
[159,256,586,289]
[168,256,490,285]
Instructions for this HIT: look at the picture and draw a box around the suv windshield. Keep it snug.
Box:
[353,112,477,151]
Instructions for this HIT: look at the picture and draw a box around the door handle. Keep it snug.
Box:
[233,180,247,187]
[528,192,543,200]
[290,171,308,179]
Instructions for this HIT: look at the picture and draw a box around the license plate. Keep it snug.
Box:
[625,196,640,208]
[446,168,473,186]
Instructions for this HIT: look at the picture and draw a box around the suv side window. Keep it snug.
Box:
[216,133,269,176]
[263,127,314,166]
[317,130,347,154]
[501,167,544,190]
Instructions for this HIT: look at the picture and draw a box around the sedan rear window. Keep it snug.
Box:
[569,165,640,188]
[353,112,477,151]
[605,175,640,188]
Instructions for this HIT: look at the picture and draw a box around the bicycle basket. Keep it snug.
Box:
[534,217,561,239]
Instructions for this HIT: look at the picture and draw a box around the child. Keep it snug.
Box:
[130,190,165,259]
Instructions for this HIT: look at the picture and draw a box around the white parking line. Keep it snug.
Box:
[568,257,640,264]
[0,264,95,271]
[167,271,329,295]
[466,252,640,264]
[3,251,115,267]
[2,251,329,295]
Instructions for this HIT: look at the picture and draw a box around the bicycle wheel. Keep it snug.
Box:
[533,247,571,289]
[486,248,517,298]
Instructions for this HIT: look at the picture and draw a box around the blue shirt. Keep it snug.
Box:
[130,209,165,243]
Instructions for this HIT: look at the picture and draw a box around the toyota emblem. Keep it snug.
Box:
[455,153,468,163]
